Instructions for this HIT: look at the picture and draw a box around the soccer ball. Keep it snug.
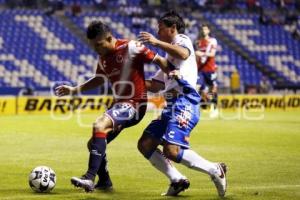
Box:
[28,166,56,192]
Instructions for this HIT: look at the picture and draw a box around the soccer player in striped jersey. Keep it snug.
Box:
[138,11,227,197]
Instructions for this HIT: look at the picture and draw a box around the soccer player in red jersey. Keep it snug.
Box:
[55,21,169,192]
[195,24,219,118]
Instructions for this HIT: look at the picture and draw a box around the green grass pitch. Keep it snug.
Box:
[0,110,300,200]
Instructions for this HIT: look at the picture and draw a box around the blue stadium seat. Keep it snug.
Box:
[205,13,300,86]
[0,10,96,88]
[1,8,298,91]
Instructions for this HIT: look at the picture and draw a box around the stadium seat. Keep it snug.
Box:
[205,13,300,86]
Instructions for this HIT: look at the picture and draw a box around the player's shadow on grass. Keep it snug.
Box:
[27,188,83,195]
[207,195,235,200]
[19,189,62,195]
[167,195,235,200]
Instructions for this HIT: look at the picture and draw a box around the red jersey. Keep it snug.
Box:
[97,39,156,105]
[197,37,218,72]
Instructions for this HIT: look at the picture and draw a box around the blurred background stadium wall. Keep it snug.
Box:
[0,0,299,115]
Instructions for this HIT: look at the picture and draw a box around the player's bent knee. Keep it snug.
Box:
[137,138,147,155]
[93,122,112,134]
[93,115,113,133]
[93,122,106,133]
[163,147,178,162]
[137,135,159,159]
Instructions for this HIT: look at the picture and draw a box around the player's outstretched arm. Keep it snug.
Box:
[55,85,76,96]
[55,76,104,97]
[55,63,105,97]
[138,32,189,60]
[153,55,169,74]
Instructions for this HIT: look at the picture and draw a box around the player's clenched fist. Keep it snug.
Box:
[55,85,76,96]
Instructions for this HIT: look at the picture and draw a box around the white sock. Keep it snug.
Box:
[149,149,185,182]
[180,149,220,176]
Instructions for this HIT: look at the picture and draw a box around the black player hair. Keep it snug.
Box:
[159,10,185,34]
[201,23,210,28]
[199,23,211,38]
[86,21,111,40]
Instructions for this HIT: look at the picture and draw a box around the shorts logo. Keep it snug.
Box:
[112,110,120,117]
[176,105,192,128]
[168,131,175,139]
[112,103,135,120]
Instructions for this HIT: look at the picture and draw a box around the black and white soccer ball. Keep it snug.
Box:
[28,166,56,192]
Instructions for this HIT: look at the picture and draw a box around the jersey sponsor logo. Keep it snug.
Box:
[103,60,107,68]
[116,54,124,64]
[176,105,192,128]
[116,43,128,50]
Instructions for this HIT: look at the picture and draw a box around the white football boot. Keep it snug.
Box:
[211,163,227,197]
